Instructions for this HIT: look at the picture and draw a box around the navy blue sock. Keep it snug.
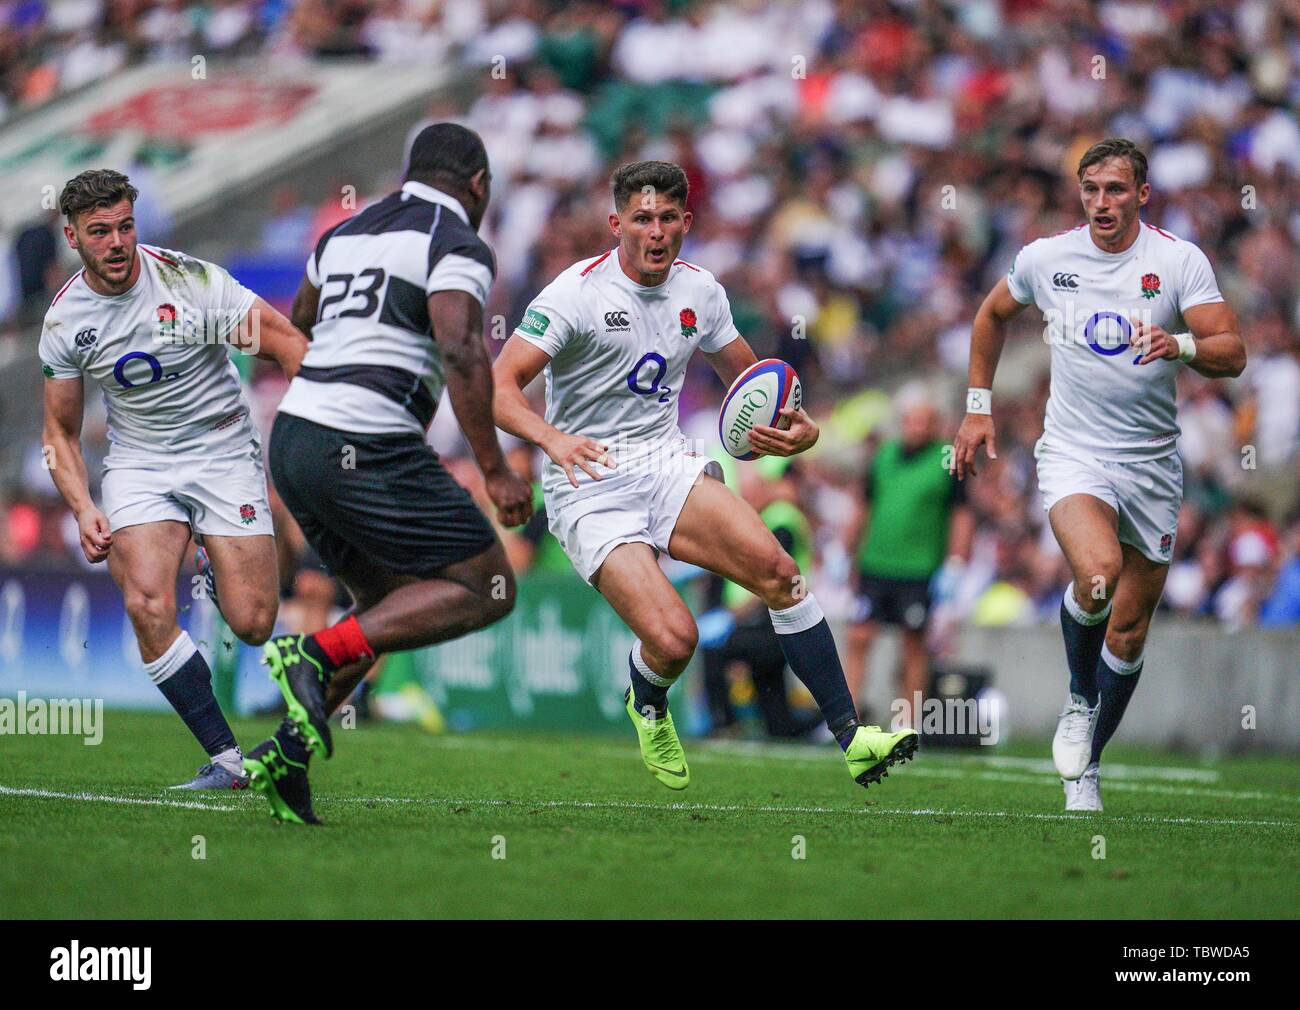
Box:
[769,596,859,749]
[151,640,237,757]
[629,643,670,720]
[1091,646,1143,765]
[1060,583,1109,707]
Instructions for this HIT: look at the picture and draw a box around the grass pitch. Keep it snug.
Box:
[2,711,1296,918]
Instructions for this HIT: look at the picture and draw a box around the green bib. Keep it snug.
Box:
[857,439,953,580]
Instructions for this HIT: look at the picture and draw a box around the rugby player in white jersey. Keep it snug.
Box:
[951,139,1246,810]
[494,161,919,792]
[40,170,309,789]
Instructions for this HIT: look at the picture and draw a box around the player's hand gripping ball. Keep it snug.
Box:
[719,358,803,460]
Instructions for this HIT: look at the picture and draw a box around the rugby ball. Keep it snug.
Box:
[719,358,802,460]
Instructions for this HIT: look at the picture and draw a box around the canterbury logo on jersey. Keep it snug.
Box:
[1052,272,1080,290]
[74,327,98,349]
[604,310,631,329]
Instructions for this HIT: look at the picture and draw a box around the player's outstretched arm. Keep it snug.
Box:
[232,296,309,379]
[492,334,616,488]
[42,376,111,563]
[1131,301,1246,378]
[431,290,533,527]
[951,276,1027,480]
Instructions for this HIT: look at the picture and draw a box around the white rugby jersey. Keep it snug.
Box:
[1007,221,1224,461]
[39,244,257,459]
[276,181,495,436]
[515,249,740,503]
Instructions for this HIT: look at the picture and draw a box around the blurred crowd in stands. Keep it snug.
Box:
[2,0,1298,633]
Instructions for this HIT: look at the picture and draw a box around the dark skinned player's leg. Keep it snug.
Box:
[319,541,516,713]
[254,539,518,813]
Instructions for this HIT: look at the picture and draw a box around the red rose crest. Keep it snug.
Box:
[239,503,256,525]
[157,303,177,323]
[679,307,698,338]
[1140,273,1161,299]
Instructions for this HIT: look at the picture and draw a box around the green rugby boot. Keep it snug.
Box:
[624,688,690,791]
[243,735,320,825]
[263,634,332,758]
[844,725,919,789]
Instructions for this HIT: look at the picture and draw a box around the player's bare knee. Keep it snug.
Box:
[124,587,175,633]
[1107,614,1149,658]
[1074,557,1121,605]
[230,603,277,646]
[757,551,802,607]
[467,568,515,627]
[484,583,516,624]
[650,618,697,668]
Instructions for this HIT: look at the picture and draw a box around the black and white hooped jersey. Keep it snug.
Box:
[277,180,496,436]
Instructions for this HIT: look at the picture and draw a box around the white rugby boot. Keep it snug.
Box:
[1053,693,1099,780]
[1064,762,1102,811]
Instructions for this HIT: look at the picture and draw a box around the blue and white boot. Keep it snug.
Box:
[170,756,250,791]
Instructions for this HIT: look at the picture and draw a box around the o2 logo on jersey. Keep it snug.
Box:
[1083,311,1132,358]
[113,351,180,388]
[626,351,673,404]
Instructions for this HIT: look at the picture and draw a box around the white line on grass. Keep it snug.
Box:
[0,784,242,813]
[695,739,1226,783]
[3,783,1293,830]
[332,794,1299,830]
[401,734,1296,804]
[870,764,1295,804]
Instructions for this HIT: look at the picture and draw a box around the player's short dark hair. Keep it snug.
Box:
[1077,138,1148,187]
[58,169,138,223]
[405,122,489,188]
[611,161,689,212]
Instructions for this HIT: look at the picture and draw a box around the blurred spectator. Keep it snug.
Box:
[14,210,60,322]
[1259,510,1300,627]
[844,386,973,720]
[1,0,1296,638]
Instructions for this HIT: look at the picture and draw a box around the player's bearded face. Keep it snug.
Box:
[69,200,137,288]
[613,195,691,280]
[1079,158,1148,245]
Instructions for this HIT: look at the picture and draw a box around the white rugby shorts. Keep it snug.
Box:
[101,442,273,538]
[548,447,723,583]
[1035,436,1182,564]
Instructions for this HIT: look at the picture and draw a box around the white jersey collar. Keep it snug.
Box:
[400,180,470,226]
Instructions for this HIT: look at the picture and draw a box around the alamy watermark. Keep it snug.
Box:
[50,942,150,989]
[0,691,103,745]
[890,690,1000,745]
[152,304,260,355]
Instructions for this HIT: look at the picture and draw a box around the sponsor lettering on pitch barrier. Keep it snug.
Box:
[0,690,103,745]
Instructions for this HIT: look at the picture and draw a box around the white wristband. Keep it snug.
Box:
[1174,332,1196,363]
[966,387,992,415]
